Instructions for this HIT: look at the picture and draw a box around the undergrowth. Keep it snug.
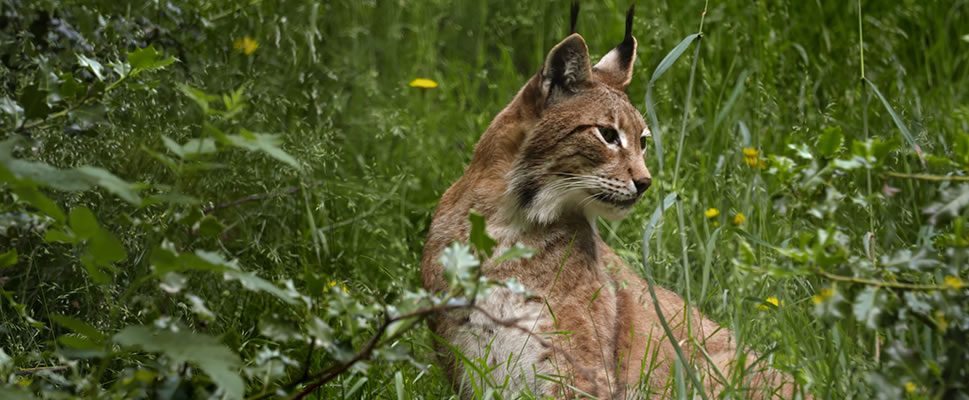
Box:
[1,0,968,399]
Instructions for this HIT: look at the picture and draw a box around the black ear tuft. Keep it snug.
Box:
[591,3,638,90]
[617,3,635,65]
[570,1,580,34]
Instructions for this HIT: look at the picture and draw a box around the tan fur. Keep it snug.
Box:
[422,23,802,400]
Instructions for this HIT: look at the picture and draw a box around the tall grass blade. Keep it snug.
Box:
[641,194,709,400]
[641,192,678,271]
[864,78,926,168]
[644,33,701,172]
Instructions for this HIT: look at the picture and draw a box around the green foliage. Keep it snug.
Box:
[1,0,968,399]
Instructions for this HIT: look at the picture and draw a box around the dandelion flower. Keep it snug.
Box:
[328,281,350,294]
[944,275,964,290]
[812,287,834,305]
[409,78,438,88]
[732,212,745,226]
[705,208,720,218]
[233,36,259,55]
[904,382,917,393]
[757,296,781,310]
[742,147,759,168]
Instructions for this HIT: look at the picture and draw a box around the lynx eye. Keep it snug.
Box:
[640,135,647,151]
[599,127,621,146]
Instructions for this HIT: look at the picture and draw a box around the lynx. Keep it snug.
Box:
[421,5,800,399]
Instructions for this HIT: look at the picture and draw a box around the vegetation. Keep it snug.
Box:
[1,0,968,398]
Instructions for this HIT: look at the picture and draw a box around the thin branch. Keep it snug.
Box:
[883,171,969,182]
[202,180,323,214]
[812,266,954,291]
[286,300,591,400]
[14,365,69,375]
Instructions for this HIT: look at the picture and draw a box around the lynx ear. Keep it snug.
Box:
[593,4,637,90]
[540,33,592,104]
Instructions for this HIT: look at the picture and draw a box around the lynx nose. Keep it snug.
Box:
[633,177,652,195]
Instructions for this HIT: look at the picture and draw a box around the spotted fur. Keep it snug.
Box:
[421,5,801,399]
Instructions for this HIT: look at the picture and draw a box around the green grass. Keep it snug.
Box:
[1,0,968,398]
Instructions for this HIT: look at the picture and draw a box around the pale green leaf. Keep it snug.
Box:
[114,326,243,400]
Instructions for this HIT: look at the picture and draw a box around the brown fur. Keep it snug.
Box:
[422,14,803,400]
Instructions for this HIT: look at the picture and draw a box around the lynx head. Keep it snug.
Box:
[504,5,651,226]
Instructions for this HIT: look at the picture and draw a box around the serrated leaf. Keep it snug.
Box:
[817,126,844,158]
[468,210,496,258]
[493,243,537,264]
[439,242,478,286]
[50,314,106,343]
[77,54,106,81]
[127,45,176,74]
[114,326,243,400]
[852,287,882,329]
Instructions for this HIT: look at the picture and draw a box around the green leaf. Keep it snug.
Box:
[852,287,883,329]
[58,335,102,350]
[493,242,537,264]
[77,54,107,81]
[75,166,142,204]
[178,84,218,114]
[19,85,51,120]
[439,242,479,286]
[88,229,126,264]
[817,126,844,158]
[865,78,926,168]
[11,185,66,222]
[114,326,243,400]
[44,229,77,244]
[222,131,301,170]
[50,314,107,343]
[0,386,39,400]
[127,45,176,75]
[198,215,225,238]
[151,248,298,305]
[0,96,24,127]
[468,210,497,258]
[69,206,100,239]
[0,249,17,269]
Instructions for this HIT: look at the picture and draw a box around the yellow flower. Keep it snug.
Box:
[409,78,438,88]
[233,37,259,55]
[935,310,948,331]
[904,381,917,393]
[944,275,964,290]
[732,212,745,226]
[812,287,834,305]
[742,147,759,168]
[328,281,350,294]
[757,296,781,310]
[705,208,720,218]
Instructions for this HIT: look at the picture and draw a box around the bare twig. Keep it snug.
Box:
[202,180,323,214]
[286,300,591,400]
[883,171,969,182]
[14,365,69,375]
